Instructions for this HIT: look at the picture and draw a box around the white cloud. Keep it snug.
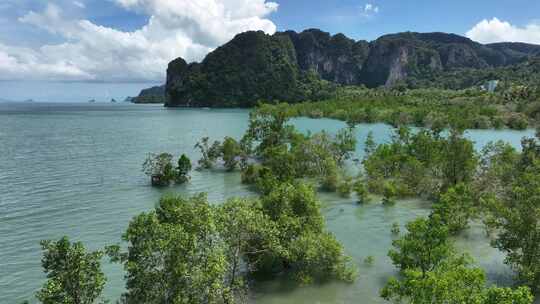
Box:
[0,0,278,82]
[362,3,379,17]
[466,18,540,44]
[73,1,85,9]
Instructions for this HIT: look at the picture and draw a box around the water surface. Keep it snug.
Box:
[0,103,535,303]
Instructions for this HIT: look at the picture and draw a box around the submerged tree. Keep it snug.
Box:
[487,160,540,293]
[142,152,175,186]
[388,216,451,275]
[107,194,233,304]
[195,137,222,169]
[432,183,476,235]
[37,237,106,304]
[107,186,357,303]
[354,180,371,204]
[364,131,376,159]
[255,182,357,283]
[441,129,478,189]
[383,214,533,304]
[382,257,533,304]
[175,154,192,183]
[241,103,295,156]
[221,137,242,171]
[216,198,277,299]
[382,182,398,206]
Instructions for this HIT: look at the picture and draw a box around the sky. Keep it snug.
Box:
[0,0,539,101]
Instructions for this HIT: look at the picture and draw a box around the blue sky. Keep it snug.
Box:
[0,0,539,101]
[273,0,540,41]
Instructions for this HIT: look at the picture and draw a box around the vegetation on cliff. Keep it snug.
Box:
[164,29,540,108]
[166,31,335,107]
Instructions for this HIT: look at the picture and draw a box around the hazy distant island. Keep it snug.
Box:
[129,85,166,104]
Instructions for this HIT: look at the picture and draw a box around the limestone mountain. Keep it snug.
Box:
[166,31,331,107]
[164,29,540,107]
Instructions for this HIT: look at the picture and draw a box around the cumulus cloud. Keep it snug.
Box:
[466,18,540,44]
[0,0,278,82]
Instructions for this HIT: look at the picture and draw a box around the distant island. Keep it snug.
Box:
[129,85,166,104]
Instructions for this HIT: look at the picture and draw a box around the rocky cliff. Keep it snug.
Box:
[280,29,370,85]
[164,29,540,107]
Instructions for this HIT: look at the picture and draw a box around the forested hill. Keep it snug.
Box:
[164,29,540,107]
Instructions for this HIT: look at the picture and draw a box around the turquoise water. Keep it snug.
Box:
[0,103,535,303]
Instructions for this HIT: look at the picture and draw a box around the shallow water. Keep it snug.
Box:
[0,103,535,303]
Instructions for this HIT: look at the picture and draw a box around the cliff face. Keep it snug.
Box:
[164,29,540,107]
[360,34,444,87]
[281,29,370,85]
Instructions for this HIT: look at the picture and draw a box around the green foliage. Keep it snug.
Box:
[363,127,478,199]
[480,286,534,304]
[320,157,339,192]
[142,153,192,186]
[142,153,176,186]
[391,222,400,235]
[433,183,476,235]
[354,180,371,204]
[37,237,105,304]
[477,136,540,292]
[216,198,277,299]
[337,175,353,198]
[381,257,533,304]
[221,137,242,171]
[260,182,324,237]
[175,154,192,183]
[166,31,336,107]
[274,84,537,131]
[238,103,358,192]
[486,159,540,292]
[364,131,376,158]
[108,184,357,302]
[242,103,295,155]
[195,137,222,169]
[255,182,357,283]
[288,231,357,284]
[507,113,529,130]
[107,194,234,303]
[475,141,520,197]
[382,182,397,206]
[388,216,452,275]
[383,211,534,304]
[240,163,263,184]
[333,127,357,164]
[364,255,375,266]
[441,130,478,189]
